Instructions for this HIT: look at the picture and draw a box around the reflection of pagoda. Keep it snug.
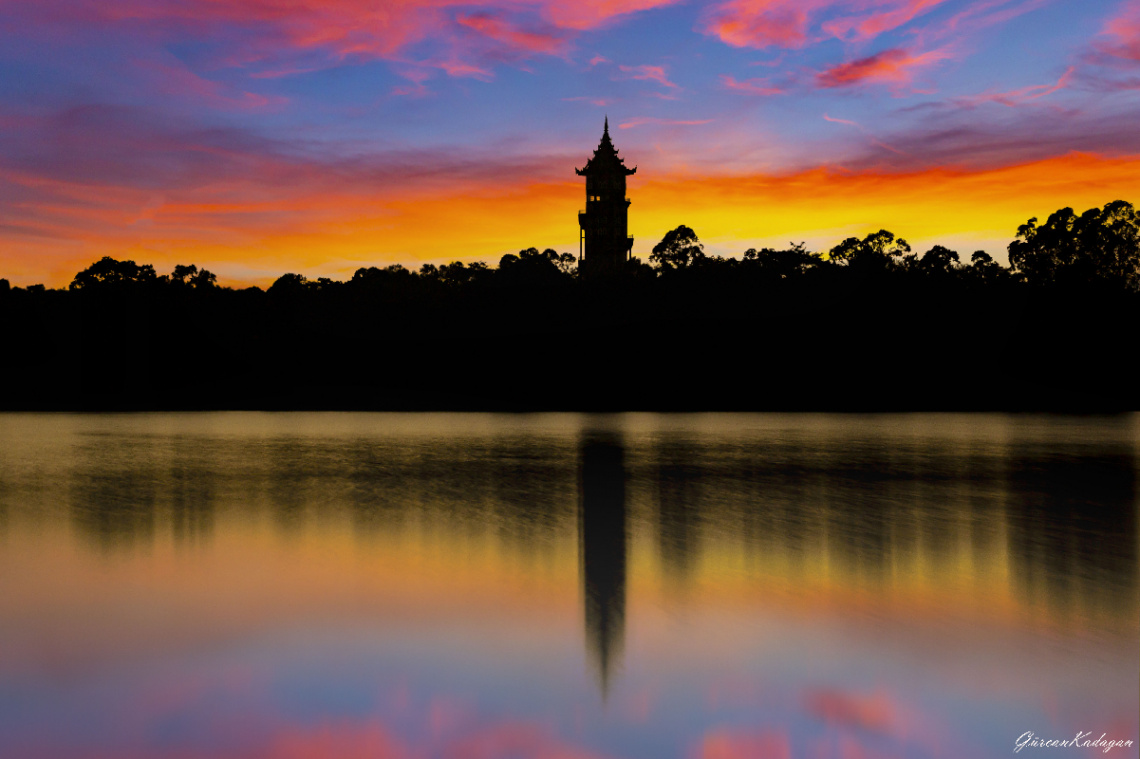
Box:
[576,118,636,279]
[578,432,628,698]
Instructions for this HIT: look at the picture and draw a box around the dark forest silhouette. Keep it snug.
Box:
[2,199,1138,411]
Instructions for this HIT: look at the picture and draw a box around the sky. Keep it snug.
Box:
[0,0,1138,287]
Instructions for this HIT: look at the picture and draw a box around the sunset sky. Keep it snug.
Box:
[1,0,1138,287]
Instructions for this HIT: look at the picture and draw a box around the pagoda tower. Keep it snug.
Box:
[576,118,636,279]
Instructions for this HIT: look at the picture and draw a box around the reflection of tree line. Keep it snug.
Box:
[66,427,1136,626]
[68,434,581,556]
[635,434,1138,620]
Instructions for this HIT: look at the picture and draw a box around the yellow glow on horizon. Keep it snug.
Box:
[3,152,1138,288]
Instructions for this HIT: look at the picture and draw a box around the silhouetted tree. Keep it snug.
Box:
[915,245,960,275]
[741,243,820,279]
[267,272,308,296]
[498,247,575,283]
[170,264,218,289]
[650,226,704,271]
[963,251,1008,285]
[1008,200,1140,290]
[70,257,158,291]
[828,230,910,270]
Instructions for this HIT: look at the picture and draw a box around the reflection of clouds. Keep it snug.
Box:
[693,686,957,759]
[695,728,791,759]
[267,721,410,759]
[804,689,893,734]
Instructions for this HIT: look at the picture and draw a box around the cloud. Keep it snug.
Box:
[702,0,956,50]
[456,11,568,56]
[823,113,861,127]
[143,60,289,111]
[618,63,679,88]
[955,66,1074,107]
[841,102,1139,171]
[1097,0,1140,62]
[816,46,952,89]
[542,0,682,30]
[703,0,822,49]
[6,0,678,81]
[823,113,907,154]
[821,0,950,42]
[721,74,786,95]
[392,68,434,97]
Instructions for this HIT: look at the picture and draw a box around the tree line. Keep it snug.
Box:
[4,200,1135,296]
[1,200,1137,412]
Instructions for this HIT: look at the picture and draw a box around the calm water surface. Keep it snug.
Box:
[0,413,1137,759]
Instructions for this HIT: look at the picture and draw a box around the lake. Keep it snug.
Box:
[0,413,1137,758]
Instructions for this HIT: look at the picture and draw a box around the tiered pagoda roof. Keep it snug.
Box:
[575,118,637,177]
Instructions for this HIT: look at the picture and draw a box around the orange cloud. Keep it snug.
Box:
[816,46,951,88]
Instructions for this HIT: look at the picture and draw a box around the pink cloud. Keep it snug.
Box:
[145,60,288,111]
[17,0,677,81]
[393,68,434,97]
[541,0,681,30]
[618,63,679,88]
[929,0,1051,41]
[267,722,412,759]
[434,59,494,80]
[589,54,610,66]
[721,74,785,95]
[1096,0,1140,62]
[456,12,568,56]
[956,65,1074,106]
[816,46,952,88]
[822,0,950,41]
[702,0,954,49]
[703,0,821,49]
[824,113,861,127]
